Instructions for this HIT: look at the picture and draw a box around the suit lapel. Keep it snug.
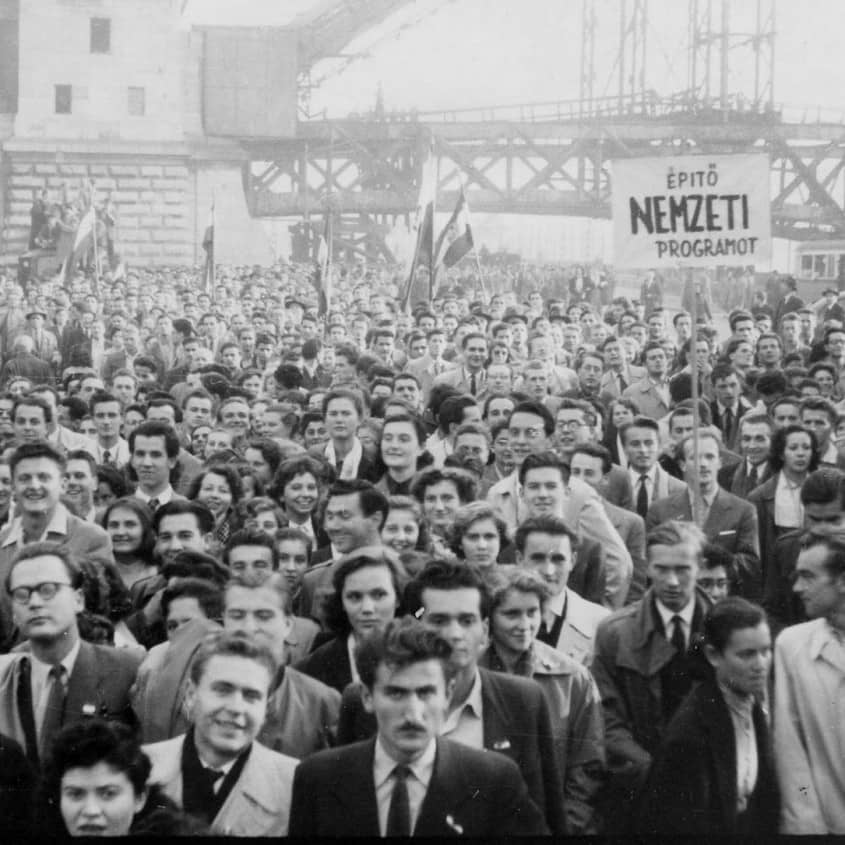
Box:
[479,671,517,759]
[698,684,738,829]
[328,741,380,836]
[65,641,101,723]
[415,740,470,836]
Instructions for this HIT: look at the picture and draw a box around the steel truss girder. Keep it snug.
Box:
[247,122,845,241]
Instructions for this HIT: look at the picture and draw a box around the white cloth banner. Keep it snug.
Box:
[611,153,772,268]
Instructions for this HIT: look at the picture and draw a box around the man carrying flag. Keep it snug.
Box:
[401,143,437,310]
[435,185,475,270]
[62,204,96,285]
[312,212,332,316]
[202,200,214,297]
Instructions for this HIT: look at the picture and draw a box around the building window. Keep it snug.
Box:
[90,18,111,53]
[128,86,145,116]
[54,84,72,114]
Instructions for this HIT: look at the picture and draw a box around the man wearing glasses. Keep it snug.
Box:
[0,542,142,768]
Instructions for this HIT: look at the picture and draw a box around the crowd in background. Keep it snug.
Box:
[0,252,843,835]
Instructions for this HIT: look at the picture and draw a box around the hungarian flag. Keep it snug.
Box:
[62,206,96,283]
[313,213,331,316]
[401,146,437,309]
[436,186,474,268]
[202,201,214,295]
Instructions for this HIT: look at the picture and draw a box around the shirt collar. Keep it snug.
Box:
[135,485,174,505]
[688,486,717,512]
[630,464,657,483]
[373,734,436,791]
[461,669,484,719]
[546,586,568,618]
[2,503,69,547]
[719,681,755,719]
[655,596,696,632]
[808,618,845,661]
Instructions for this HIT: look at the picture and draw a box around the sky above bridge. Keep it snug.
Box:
[185,0,845,121]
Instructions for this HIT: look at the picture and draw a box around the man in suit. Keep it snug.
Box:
[622,416,688,522]
[290,615,549,837]
[406,328,452,403]
[433,332,489,399]
[571,444,648,604]
[143,631,298,836]
[637,597,778,835]
[101,325,141,384]
[24,310,59,370]
[515,515,610,666]
[647,429,761,599]
[718,412,773,498]
[0,441,113,648]
[600,336,645,400]
[143,401,202,496]
[710,363,754,453]
[0,541,141,768]
[128,421,186,511]
[401,560,565,834]
[621,341,672,422]
[592,519,712,834]
[0,336,53,388]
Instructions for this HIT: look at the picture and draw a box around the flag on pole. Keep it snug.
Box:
[435,186,474,269]
[202,200,215,296]
[313,213,331,316]
[401,145,437,310]
[63,206,96,283]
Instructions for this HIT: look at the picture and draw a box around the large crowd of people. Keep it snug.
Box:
[0,252,843,836]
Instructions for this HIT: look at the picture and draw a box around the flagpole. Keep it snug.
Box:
[90,181,100,299]
[430,144,439,303]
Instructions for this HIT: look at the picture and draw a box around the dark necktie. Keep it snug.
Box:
[723,407,734,439]
[470,372,477,396]
[102,449,111,465]
[748,464,758,488]
[636,475,649,519]
[386,765,411,837]
[147,498,160,512]
[618,372,627,392]
[40,664,66,760]
[670,615,686,654]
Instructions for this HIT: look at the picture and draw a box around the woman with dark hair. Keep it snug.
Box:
[380,495,432,555]
[39,719,202,837]
[93,464,130,512]
[187,465,244,552]
[449,501,511,569]
[103,497,157,591]
[748,424,820,574]
[295,549,405,693]
[269,454,333,544]
[604,397,639,465]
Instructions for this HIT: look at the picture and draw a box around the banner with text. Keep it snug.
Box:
[611,153,771,268]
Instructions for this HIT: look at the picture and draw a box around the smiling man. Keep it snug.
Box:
[143,631,299,836]
[129,421,184,512]
[0,541,139,768]
[0,442,114,647]
[289,616,549,837]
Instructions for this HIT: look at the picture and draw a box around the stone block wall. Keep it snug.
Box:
[1,152,195,265]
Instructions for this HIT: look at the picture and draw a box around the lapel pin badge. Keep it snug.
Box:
[82,703,97,716]
[492,739,511,751]
[445,814,464,834]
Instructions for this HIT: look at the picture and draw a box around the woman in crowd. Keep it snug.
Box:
[375,412,430,496]
[238,496,288,536]
[94,465,130,512]
[275,526,313,616]
[103,497,157,592]
[604,397,638,465]
[748,424,820,569]
[188,423,212,460]
[187,465,244,552]
[380,495,431,555]
[410,466,478,557]
[296,549,405,693]
[479,566,606,835]
[39,719,201,837]
[270,454,332,544]
[449,501,511,569]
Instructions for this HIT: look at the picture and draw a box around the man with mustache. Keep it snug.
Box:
[290,616,549,837]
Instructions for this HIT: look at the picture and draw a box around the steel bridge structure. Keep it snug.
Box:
[250,0,845,261]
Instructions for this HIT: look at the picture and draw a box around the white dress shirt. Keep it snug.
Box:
[31,638,81,743]
[134,485,176,507]
[655,596,696,649]
[441,669,484,749]
[774,472,804,528]
[373,736,436,836]
[94,437,131,468]
[720,682,758,813]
